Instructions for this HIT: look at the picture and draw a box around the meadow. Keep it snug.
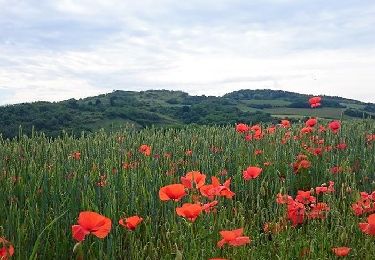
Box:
[0,117,375,259]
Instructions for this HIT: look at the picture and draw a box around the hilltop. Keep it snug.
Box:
[0,89,374,138]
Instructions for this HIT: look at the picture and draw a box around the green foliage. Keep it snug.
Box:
[364,103,375,113]
[344,109,372,119]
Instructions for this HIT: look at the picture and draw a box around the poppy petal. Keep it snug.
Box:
[216,239,226,248]
[368,214,375,224]
[72,225,89,241]
[229,236,251,246]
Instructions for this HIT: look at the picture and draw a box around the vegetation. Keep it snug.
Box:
[0,89,374,139]
[0,119,375,259]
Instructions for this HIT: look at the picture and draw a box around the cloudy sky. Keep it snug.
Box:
[1,0,375,105]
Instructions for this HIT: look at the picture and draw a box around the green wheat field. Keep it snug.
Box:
[1,119,375,259]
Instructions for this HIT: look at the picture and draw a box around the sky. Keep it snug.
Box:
[1,0,375,105]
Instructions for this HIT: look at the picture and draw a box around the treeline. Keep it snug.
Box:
[0,90,273,138]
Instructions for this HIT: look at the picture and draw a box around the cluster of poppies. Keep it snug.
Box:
[236,118,342,145]
[276,190,331,226]
[71,211,143,242]
[352,191,375,216]
[159,171,250,249]
[233,96,374,257]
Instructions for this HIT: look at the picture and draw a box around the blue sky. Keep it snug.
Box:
[1,0,375,104]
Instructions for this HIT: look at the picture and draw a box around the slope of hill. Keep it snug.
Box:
[0,89,374,138]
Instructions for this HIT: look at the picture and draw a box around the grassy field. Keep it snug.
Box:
[264,107,348,119]
[1,119,375,259]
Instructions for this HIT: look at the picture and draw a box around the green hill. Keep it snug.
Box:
[0,89,374,138]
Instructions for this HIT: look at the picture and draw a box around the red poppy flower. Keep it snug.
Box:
[280,119,291,128]
[367,134,375,142]
[236,123,249,133]
[299,159,311,169]
[318,125,326,132]
[219,178,236,199]
[217,228,251,248]
[308,203,330,219]
[308,96,321,108]
[181,171,206,189]
[305,118,317,127]
[296,154,308,161]
[200,177,235,200]
[159,184,187,201]
[202,200,219,213]
[139,144,151,156]
[287,200,305,226]
[96,175,108,187]
[0,237,14,260]
[336,143,347,150]
[310,147,323,156]
[119,215,143,231]
[332,247,351,257]
[71,211,112,241]
[315,181,335,194]
[243,166,262,180]
[71,151,81,160]
[328,121,341,133]
[244,133,252,141]
[352,202,364,216]
[176,203,202,222]
[300,126,314,135]
[253,130,264,140]
[267,125,276,133]
[250,124,261,132]
[358,213,375,235]
[361,191,375,201]
[293,159,311,173]
[351,193,375,216]
[295,190,316,205]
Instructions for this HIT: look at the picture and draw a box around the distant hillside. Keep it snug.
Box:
[0,89,374,138]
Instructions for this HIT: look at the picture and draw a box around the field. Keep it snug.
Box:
[264,107,347,120]
[1,119,375,259]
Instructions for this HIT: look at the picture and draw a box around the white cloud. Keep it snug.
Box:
[2,81,104,105]
[0,0,375,105]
